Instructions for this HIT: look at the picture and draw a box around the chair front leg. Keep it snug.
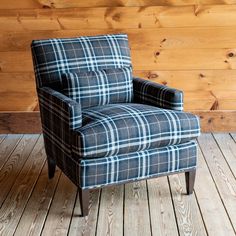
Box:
[185,169,196,195]
[47,157,56,179]
[78,188,90,217]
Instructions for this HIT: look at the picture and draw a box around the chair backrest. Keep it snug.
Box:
[31,34,131,89]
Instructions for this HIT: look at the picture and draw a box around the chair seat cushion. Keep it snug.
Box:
[73,103,200,158]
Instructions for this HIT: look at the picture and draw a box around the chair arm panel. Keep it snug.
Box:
[37,87,82,156]
[133,77,184,111]
[38,87,82,130]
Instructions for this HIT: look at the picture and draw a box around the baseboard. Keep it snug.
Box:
[0,110,235,133]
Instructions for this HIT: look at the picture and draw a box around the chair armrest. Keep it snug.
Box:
[38,87,82,131]
[133,77,184,111]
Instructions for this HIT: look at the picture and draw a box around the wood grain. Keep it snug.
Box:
[1,0,236,9]
[2,70,236,112]
[0,134,22,170]
[1,110,236,133]
[1,48,236,73]
[0,135,39,206]
[41,173,77,236]
[193,110,236,132]
[0,112,42,133]
[2,27,236,51]
[1,5,236,32]
[213,133,236,179]
[68,189,100,236]
[0,135,6,144]
[124,181,151,236]
[168,173,207,235]
[0,73,37,111]
[134,69,236,91]
[194,144,235,235]
[97,186,124,236]
[0,134,235,235]
[14,164,61,236]
[198,134,236,231]
[147,177,179,236]
[0,136,46,236]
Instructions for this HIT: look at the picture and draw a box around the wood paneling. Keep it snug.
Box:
[1,111,236,133]
[2,27,236,51]
[2,48,236,72]
[1,6,236,31]
[0,112,42,133]
[1,0,236,9]
[0,2,235,131]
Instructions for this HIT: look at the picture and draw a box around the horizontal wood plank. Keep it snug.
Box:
[1,71,236,111]
[0,73,37,111]
[1,0,236,9]
[134,70,236,91]
[0,112,42,133]
[193,110,236,132]
[2,27,236,51]
[1,110,236,133]
[1,5,236,31]
[1,48,236,72]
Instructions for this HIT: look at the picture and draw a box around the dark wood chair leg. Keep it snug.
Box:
[185,169,196,195]
[78,188,89,217]
[47,157,56,179]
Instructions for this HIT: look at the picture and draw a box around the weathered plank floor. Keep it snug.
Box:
[0,133,236,236]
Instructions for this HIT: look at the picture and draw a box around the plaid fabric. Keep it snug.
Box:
[73,103,200,158]
[31,34,200,191]
[79,140,197,189]
[38,87,82,158]
[61,67,133,109]
[133,77,184,111]
[31,34,131,88]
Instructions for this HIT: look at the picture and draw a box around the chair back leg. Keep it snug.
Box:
[79,188,89,217]
[185,169,196,195]
[47,157,56,179]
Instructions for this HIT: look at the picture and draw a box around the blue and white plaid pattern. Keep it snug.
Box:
[79,140,197,189]
[31,34,131,88]
[73,103,200,158]
[133,77,184,111]
[38,87,82,157]
[61,67,133,109]
[31,33,200,190]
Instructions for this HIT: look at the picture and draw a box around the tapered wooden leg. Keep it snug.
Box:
[47,157,56,179]
[78,188,89,217]
[185,169,196,195]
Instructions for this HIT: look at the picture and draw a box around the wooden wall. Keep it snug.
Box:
[1,0,236,132]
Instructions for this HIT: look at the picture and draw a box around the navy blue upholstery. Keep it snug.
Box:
[31,34,131,88]
[73,103,200,158]
[31,33,200,190]
[61,67,133,108]
[133,77,184,111]
[79,140,197,189]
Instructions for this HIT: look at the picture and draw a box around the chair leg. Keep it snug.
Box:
[185,169,196,195]
[78,188,89,217]
[47,157,56,179]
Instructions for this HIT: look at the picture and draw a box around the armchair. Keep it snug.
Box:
[31,34,200,217]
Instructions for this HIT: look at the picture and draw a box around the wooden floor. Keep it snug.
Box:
[0,134,236,236]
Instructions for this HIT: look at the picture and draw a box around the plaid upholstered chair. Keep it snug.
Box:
[31,34,200,217]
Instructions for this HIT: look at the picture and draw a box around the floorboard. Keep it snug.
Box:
[198,134,236,233]
[0,134,235,236]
